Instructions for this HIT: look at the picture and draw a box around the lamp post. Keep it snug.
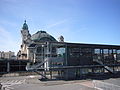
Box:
[41,44,47,80]
[42,45,44,63]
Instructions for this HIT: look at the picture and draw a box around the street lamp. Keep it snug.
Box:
[42,45,44,62]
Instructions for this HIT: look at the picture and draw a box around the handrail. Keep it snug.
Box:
[93,59,114,73]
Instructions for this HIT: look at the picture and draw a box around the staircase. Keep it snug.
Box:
[26,58,48,71]
[26,58,49,80]
[93,59,114,73]
[34,70,48,79]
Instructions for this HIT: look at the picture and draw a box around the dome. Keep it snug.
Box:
[58,35,64,42]
[31,31,57,42]
[22,20,28,30]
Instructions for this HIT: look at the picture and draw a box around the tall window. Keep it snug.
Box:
[117,50,120,60]
[103,49,109,60]
[113,49,117,60]
[108,49,113,60]
[57,48,65,57]
[69,48,80,58]
[37,47,42,53]
[81,48,92,58]
[94,49,100,60]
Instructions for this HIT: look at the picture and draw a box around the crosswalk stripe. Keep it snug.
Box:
[1,79,26,90]
[1,79,26,84]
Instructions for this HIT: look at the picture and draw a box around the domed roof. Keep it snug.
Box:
[22,20,28,30]
[31,31,57,42]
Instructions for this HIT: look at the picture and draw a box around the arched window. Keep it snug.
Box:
[37,47,42,53]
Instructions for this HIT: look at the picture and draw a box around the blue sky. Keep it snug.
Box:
[0,0,120,54]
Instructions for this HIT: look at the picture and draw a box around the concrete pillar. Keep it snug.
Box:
[27,49,29,60]
[33,53,36,63]
[7,62,10,72]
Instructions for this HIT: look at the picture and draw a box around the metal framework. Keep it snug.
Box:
[0,59,28,73]
[26,42,120,80]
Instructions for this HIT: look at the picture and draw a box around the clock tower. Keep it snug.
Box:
[19,20,31,59]
[21,20,31,44]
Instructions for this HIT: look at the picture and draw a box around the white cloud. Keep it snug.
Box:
[44,19,68,29]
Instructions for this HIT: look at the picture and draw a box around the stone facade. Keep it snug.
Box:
[0,51,16,59]
[58,35,64,42]
[17,21,32,60]
[17,21,63,62]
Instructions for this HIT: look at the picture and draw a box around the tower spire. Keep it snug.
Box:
[24,20,27,23]
[22,20,28,30]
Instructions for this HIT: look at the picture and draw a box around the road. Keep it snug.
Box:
[1,75,120,90]
[0,75,96,90]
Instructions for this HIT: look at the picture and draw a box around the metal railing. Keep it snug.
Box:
[93,59,114,73]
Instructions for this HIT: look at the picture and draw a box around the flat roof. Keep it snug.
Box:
[55,42,120,49]
[34,41,120,49]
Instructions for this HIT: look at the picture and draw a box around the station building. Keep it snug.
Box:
[17,20,63,62]
[18,21,120,80]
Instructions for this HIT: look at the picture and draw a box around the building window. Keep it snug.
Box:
[37,47,42,53]
[57,48,65,57]
[103,49,109,61]
[94,49,101,60]
[69,48,80,58]
[117,50,120,60]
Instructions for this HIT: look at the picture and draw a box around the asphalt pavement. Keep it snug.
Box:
[0,75,120,90]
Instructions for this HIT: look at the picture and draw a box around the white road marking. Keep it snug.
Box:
[1,79,26,90]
